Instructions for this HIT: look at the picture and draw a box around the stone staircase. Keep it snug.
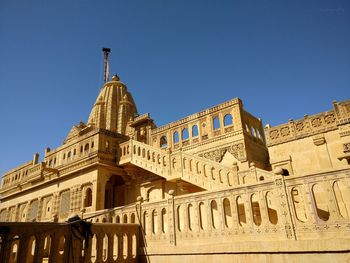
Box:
[118,140,236,190]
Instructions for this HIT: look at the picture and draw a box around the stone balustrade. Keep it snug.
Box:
[81,168,350,249]
[0,221,139,263]
[119,140,275,190]
[265,110,338,146]
[119,140,246,190]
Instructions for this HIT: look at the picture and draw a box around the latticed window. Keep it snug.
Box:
[84,188,93,207]
[59,191,71,214]
[0,210,8,222]
[29,200,39,221]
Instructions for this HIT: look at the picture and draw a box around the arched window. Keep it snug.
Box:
[256,129,261,139]
[131,213,136,223]
[236,196,246,226]
[291,187,308,222]
[160,136,167,148]
[251,127,256,137]
[223,114,233,126]
[213,117,220,130]
[255,128,259,138]
[67,151,71,158]
[192,125,199,137]
[199,202,207,230]
[84,188,92,207]
[188,204,195,231]
[211,200,219,229]
[173,131,179,144]
[266,192,278,225]
[223,198,232,228]
[152,210,158,234]
[182,128,189,140]
[177,205,184,232]
[251,194,262,226]
[312,184,330,221]
[84,143,89,152]
[161,208,167,233]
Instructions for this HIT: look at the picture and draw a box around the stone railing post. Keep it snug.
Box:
[250,162,257,182]
[232,162,239,185]
[273,169,296,240]
[168,190,176,246]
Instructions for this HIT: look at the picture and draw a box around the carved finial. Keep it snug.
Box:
[112,74,120,81]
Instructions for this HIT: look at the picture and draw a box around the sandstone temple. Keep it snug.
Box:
[0,65,350,262]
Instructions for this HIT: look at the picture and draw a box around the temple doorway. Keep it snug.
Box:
[104,176,125,209]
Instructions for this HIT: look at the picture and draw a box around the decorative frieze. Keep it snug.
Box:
[265,110,338,146]
[199,142,245,162]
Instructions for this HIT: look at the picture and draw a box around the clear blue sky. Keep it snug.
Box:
[0,0,349,176]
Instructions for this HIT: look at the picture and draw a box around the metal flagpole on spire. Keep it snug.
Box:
[102,48,111,83]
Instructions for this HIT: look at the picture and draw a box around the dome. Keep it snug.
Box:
[87,76,138,134]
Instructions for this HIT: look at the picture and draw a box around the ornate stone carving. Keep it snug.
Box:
[225,126,234,133]
[311,118,322,128]
[270,130,279,140]
[345,104,350,113]
[343,143,350,153]
[280,127,290,137]
[324,114,336,125]
[199,143,245,162]
[295,122,304,132]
